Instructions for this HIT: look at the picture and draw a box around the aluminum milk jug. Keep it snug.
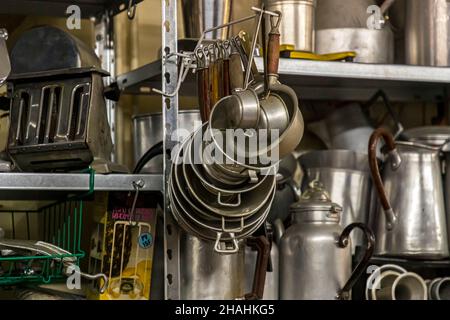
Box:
[280,181,375,300]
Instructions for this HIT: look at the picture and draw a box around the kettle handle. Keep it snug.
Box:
[244,236,271,300]
[336,223,375,300]
[368,128,401,230]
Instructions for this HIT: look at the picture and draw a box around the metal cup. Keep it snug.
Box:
[371,270,402,300]
[391,272,428,300]
[370,271,427,300]
[429,278,450,300]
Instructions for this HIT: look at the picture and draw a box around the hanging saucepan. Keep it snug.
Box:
[169,178,273,253]
[182,159,276,218]
[209,82,303,169]
[170,170,272,235]
[171,137,275,221]
[190,124,271,191]
[170,180,273,241]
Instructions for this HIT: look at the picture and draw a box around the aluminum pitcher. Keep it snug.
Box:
[368,128,449,259]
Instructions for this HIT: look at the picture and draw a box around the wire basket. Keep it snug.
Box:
[0,169,95,286]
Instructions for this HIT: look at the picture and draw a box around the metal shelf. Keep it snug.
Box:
[0,173,163,200]
[0,0,144,18]
[116,57,450,102]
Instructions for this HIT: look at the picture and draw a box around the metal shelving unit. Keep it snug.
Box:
[0,0,155,197]
[116,57,450,102]
[4,0,450,301]
[0,173,163,199]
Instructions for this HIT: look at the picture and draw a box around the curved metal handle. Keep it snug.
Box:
[80,271,109,294]
[336,223,375,300]
[214,232,240,254]
[244,236,271,300]
[368,128,401,230]
[217,192,241,207]
[64,262,109,294]
[272,219,285,245]
[221,216,244,233]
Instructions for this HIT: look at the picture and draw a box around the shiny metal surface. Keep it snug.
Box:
[372,142,449,259]
[371,270,402,300]
[10,26,102,75]
[133,110,201,173]
[373,272,427,300]
[299,150,372,252]
[429,278,450,300]
[180,233,245,300]
[405,0,450,66]
[316,0,376,29]
[280,182,349,300]
[258,93,289,132]
[210,89,261,129]
[401,127,450,241]
[280,216,351,300]
[182,0,232,40]
[265,0,316,52]
[245,242,279,300]
[316,28,394,64]
[403,126,450,147]
[391,273,428,300]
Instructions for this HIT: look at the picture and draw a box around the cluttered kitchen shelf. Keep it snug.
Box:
[116,57,450,101]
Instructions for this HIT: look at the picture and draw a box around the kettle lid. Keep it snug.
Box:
[290,180,342,215]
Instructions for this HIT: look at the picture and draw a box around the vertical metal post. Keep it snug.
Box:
[94,12,116,161]
[162,0,180,300]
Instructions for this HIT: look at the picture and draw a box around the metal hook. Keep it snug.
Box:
[127,0,137,20]
[129,179,145,226]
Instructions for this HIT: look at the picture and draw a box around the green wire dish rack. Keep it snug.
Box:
[0,169,95,286]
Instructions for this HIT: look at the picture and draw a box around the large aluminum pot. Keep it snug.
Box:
[182,0,232,40]
[315,0,395,64]
[265,0,316,52]
[180,233,245,299]
[299,150,372,253]
[133,110,201,173]
[315,28,394,64]
[369,128,449,259]
[405,0,450,66]
[180,233,271,300]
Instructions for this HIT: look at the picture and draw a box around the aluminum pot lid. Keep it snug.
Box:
[290,180,342,213]
[403,126,450,147]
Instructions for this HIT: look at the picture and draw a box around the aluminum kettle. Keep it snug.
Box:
[279,181,375,300]
[368,128,450,259]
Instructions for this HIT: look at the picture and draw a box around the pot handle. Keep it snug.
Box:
[217,192,241,207]
[244,236,271,300]
[267,11,282,79]
[214,232,240,254]
[336,223,375,300]
[368,128,401,230]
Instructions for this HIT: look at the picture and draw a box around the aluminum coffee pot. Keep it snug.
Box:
[280,181,375,300]
[368,128,449,259]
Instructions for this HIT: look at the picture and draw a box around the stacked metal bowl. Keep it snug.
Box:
[169,123,277,254]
